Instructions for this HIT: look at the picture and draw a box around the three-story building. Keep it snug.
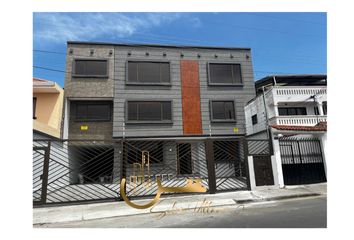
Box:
[245,74,327,186]
[59,41,257,200]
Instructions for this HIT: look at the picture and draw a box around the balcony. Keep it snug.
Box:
[269,115,327,126]
[272,86,327,103]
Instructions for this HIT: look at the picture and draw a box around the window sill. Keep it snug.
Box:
[72,75,109,79]
[74,119,111,122]
[126,82,172,86]
[211,120,237,123]
[208,83,244,87]
[126,120,173,124]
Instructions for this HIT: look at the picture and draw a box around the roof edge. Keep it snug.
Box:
[67,41,251,51]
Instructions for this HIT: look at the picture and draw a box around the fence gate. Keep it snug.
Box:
[212,139,249,192]
[279,137,326,185]
[121,139,209,198]
[33,146,50,205]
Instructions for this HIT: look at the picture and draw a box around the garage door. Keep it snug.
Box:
[279,137,326,185]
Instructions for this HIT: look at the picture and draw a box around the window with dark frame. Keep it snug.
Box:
[278,107,307,116]
[74,101,112,121]
[251,114,258,125]
[322,101,327,115]
[208,63,242,85]
[314,106,320,115]
[127,61,170,84]
[127,101,172,123]
[211,101,236,121]
[33,97,37,119]
[73,59,108,77]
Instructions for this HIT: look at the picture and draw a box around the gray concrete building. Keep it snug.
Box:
[57,41,258,202]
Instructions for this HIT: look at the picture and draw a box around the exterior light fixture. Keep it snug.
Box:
[197,53,201,58]
[214,54,218,58]
[109,50,113,56]
[163,52,167,57]
[230,54,234,58]
[90,49,94,55]
[180,53,184,57]
[69,49,73,54]
[145,52,149,56]
[127,51,131,56]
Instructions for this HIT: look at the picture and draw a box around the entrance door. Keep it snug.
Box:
[253,155,274,186]
[177,143,193,174]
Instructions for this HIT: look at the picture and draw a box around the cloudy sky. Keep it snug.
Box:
[33,12,326,86]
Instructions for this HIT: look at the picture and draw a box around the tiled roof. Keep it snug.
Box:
[33,78,55,86]
[271,121,327,132]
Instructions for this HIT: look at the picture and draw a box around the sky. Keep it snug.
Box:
[33,12,327,87]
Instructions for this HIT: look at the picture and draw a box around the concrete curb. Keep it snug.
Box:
[234,192,321,204]
[33,191,324,225]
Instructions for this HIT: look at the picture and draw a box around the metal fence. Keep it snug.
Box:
[33,137,272,206]
[279,137,326,185]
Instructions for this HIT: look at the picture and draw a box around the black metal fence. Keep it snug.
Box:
[33,137,272,206]
[279,137,326,185]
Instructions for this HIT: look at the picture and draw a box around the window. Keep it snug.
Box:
[210,101,236,122]
[33,97,37,119]
[278,107,307,116]
[252,114,258,125]
[314,107,319,115]
[322,101,327,115]
[74,101,112,121]
[73,59,108,77]
[127,61,170,84]
[127,101,172,123]
[208,63,242,85]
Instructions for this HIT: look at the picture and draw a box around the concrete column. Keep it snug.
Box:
[247,156,256,190]
[316,132,327,177]
[317,102,324,115]
[274,104,279,117]
[112,142,122,184]
[272,137,284,188]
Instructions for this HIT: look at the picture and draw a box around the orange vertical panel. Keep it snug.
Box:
[180,60,202,135]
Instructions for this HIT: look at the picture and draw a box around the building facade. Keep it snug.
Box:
[245,75,327,187]
[43,41,259,203]
[33,78,64,139]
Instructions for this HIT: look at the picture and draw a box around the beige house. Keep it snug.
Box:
[33,78,64,138]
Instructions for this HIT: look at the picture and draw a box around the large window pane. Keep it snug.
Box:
[232,64,242,84]
[138,62,160,83]
[212,102,226,119]
[128,62,170,84]
[224,102,235,119]
[74,60,107,76]
[138,102,162,120]
[127,101,172,122]
[209,63,242,84]
[74,101,112,121]
[211,101,235,121]
[127,102,138,120]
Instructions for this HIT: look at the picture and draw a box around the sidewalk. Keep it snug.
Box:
[33,183,326,225]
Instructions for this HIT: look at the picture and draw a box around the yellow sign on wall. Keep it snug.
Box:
[233,127,239,133]
[80,125,88,131]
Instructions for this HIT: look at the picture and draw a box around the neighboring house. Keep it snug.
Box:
[60,41,256,196]
[33,78,64,138]
[245,74,327,187]
[33,78,68,204]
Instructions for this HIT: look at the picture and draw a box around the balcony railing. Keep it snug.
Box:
[274,86,326,96]
[269,115,327,126]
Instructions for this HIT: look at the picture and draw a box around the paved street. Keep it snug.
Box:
[35,195,326,228]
